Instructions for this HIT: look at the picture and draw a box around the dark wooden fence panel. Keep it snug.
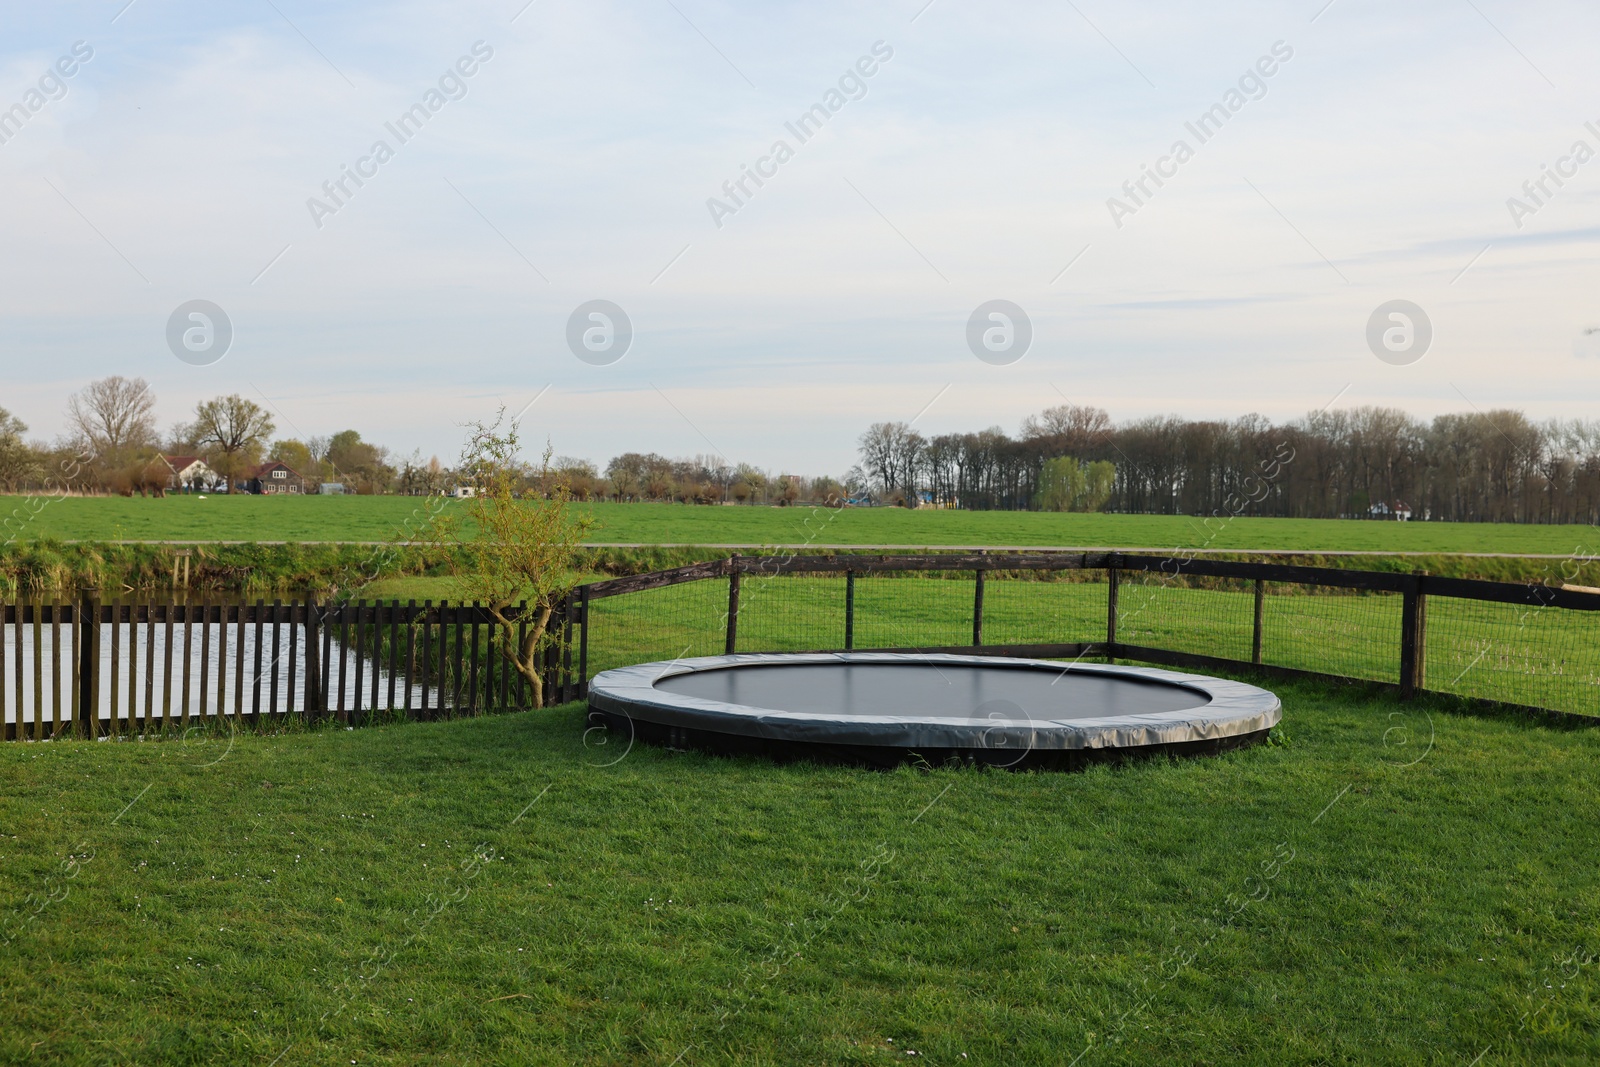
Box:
[0,598,582,738]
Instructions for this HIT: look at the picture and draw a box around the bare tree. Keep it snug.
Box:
[892,428,925,506]
[192,395,276,485]
[858,422,906,496]
[1021,403,1112,454]
[65,376,155,463]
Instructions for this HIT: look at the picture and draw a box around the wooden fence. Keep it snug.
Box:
[0,596,578,740]
[3,551,1597,739]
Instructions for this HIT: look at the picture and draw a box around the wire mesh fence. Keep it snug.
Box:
[1117,575,1257,662]
[736,572,850,653]
[1259,585,1403,684]
[850,574,973,649]
[983,576,1107,647]
[575,555,1600,723]
[585,579,726,677]
[1424,595,1600,716]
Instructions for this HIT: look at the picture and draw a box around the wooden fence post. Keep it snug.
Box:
[1416,581,1428,691]
[844,570,855,651]
[972,567,986,647]
[468,601,482,713]
[725,556,741,655]
[303,601,324,715]
[2,600,9,743]
[561,594,575,702]
[578,586,590,698]
[2,600,8,743]
[1399,574,1428,698]
[77,587,100,738]
[33,601,45,741]
[434,602,449,718]
[75,588,100,739]
[1105,563,1120,662]
[250,599,265,725]
[1252,579,1265,665]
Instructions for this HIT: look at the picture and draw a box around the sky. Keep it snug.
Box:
[2,0,1598,476]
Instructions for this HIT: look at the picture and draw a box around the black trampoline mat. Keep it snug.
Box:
[652,662,1211,720]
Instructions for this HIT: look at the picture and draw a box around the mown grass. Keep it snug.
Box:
[0,681,1596,1065]
[6,495,1600,555]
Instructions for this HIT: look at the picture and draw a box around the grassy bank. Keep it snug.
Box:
[0,541,737,598]
[4,537,1598,601]
[0,682,1595,1064]
[6,495,1600,555]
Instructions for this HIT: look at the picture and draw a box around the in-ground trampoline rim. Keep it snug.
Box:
[585,652,1281,766]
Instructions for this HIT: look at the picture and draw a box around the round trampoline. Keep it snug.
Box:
[586,652,1281,769]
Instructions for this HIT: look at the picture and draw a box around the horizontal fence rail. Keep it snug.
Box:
[582,550,1600,602]
[3,553,1597,739]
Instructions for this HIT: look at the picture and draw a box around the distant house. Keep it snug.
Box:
[449,486,477,499]
[1369,499,1413,522]
[247,460,305,495]
[161,455,218,492]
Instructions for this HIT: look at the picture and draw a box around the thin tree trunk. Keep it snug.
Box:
[489,601,553,707]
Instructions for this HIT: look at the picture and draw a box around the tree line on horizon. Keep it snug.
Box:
[5,379,1599,523]
[856,403,1600,524]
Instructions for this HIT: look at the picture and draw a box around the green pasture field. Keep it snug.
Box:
[1,684,1596,1065]
[5,495,1600,554]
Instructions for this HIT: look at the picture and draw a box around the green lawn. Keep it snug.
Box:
[5,495,1598,554]
[1,686,1595,1064]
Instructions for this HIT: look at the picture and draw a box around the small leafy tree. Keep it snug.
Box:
[449,411,593,708]
[1035,457,1116,512]
[1082,460,1116,512]
[66,376,157,468]
[1035,456,1086,512]
[270,438,316,478]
